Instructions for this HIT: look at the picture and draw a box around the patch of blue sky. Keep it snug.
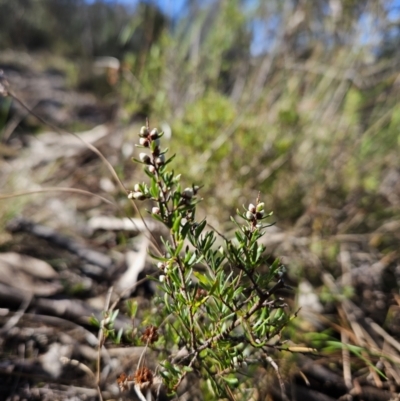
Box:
[249,14,280,56]
[386,0,400,21]
[85,0,400,56]
[85,0,190,20]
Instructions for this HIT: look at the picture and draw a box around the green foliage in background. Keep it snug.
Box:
[1,0,399,263]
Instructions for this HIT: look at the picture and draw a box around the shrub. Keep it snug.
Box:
[122,121,292,399]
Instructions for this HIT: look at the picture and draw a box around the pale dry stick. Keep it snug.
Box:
[353,326,384,388]
[381,341,400,386]
[341,331,352,390]
[340,245,353,390]
[2,98,40,142]
[323,273,383,387]
[340,305,383,388]
[133,341,152,401]
[0,292,32,335]
[322,307,400,366]
[60,356,97,380]
[134,384,151,401]
[366,318,400,355]
[0,187,115,206]
[265,354,290,401]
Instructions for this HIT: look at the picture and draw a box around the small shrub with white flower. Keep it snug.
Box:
[128,121,293,398]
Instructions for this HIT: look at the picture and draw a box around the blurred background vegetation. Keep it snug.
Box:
[1,0,400,325]
[2,0,399,228]
[1,0,400,399]
[1,0,400,321]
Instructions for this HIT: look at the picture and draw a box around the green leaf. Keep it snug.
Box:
[174,239,184,256]
[164,153,176,165]
[172,214,182,234]
[150,176,159,198]
[89,315,100,328]
[126,300,138,319]
[187,251,197,266]
[235,230,245,243]
[253,307,268,329]
[195,220,207,238]
[209,277,219,295]
[181,220,191,239]
[222,376,239,386]
[110,309,119,323]
[115,328,123,344]
[193,271,212,286]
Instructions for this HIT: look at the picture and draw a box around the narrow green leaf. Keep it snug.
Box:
[195,219,207,237]
[172,214,182,234]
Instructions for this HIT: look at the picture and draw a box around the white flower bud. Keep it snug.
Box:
[155,155,165,166]
[256,210,264,219]
[246,211,255,221]
[133,191,146,200]
[139,126,149,137]
[152,207,160,215]
[256,202,265,212]
[139,153,151,164]
[182,188,194,198]
[159,275,166,282]
[134,183,141,192]
[139,137,150,147]
[148,165,156,174]
[150,128,159,139]
[248,203,256,213]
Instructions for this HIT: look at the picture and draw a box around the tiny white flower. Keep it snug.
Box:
[139,153,151,164]
[182,188,194,198]
[248,203,256,213]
